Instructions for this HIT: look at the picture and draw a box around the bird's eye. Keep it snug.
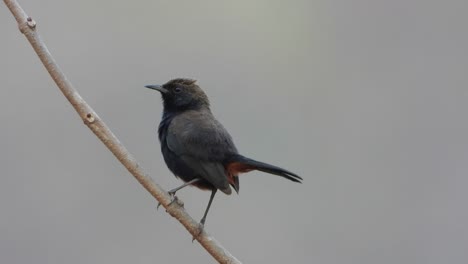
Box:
[174,87,182,93]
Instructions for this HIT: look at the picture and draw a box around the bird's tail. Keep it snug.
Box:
[226,154,302,183]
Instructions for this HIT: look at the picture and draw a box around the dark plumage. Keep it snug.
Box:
[145,78,301,232]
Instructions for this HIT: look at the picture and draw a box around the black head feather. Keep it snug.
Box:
[152,78,210,112]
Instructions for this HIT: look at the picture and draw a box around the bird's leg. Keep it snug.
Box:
[157,178,201,210]
[200,189,217,226]
[193,189,217,241]
[168,178,201,196]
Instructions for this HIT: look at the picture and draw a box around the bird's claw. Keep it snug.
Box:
[192,222,204,242]
[157,191,178,210]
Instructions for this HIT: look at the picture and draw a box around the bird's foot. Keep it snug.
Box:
[157,191,178,210]
[192,222,205,242]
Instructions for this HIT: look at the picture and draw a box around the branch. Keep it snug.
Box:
[3,1,241,263]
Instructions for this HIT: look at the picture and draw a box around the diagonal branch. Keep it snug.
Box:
[3,1,241,263]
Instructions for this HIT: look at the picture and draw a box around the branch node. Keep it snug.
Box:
[85,113,96,124]
[26,16,36,28]
[18,17,36,34]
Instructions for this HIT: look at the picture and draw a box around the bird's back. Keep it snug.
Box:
[167,109,238,160]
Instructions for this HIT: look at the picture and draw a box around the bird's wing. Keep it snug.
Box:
[166,110,237,192]
[179,156,231,194]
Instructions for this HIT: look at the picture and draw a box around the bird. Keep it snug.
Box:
[145,78,302,235]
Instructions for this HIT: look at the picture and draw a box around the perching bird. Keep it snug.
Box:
[145,78,302,234]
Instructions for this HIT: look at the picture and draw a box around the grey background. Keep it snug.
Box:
[2,0,468,263]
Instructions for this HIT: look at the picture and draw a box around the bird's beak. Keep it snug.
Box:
[145,84,168,94]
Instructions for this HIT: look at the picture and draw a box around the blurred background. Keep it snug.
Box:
[1,0,468,263]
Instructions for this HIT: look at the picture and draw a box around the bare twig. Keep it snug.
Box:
[3,1,241,263]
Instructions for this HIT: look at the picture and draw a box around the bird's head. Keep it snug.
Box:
[145,78,210,112]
